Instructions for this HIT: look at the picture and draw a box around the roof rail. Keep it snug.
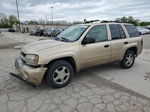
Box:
[83,19,130,24]
[100,20,130,23]
[84,19,100,23]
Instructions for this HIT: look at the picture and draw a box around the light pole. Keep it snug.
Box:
[16,0,21,31]
[51,6,53,24]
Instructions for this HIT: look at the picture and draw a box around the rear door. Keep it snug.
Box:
[109,24,128,62]
[124,25,142,55]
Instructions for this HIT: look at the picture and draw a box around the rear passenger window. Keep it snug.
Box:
[109,25,126,40]
[124,25,140,37]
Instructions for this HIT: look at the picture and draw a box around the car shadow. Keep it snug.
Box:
[14,62,138,91]
[39,62,122,89]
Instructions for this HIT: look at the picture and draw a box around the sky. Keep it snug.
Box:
[0,0,150,22]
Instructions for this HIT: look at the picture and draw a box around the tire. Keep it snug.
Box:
[45,60,74,88]
[120,50,135,69]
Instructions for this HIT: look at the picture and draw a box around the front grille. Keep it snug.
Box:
[20,51,26,62]
[15,59,19,70]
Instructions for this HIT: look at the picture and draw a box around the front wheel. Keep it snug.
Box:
[45,60,74,88]
[120,50,135,69]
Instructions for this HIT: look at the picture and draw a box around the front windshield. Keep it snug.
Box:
[57,25,89,42]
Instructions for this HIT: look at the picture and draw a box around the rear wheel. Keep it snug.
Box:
[120,50,135,69]
[45,60,74,88]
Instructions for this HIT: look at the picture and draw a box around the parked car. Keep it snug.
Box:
[30,29,45,36]
[30,30,37,35]
[43,29,53,36]
[44,29,62,37]
[43,29,49,36]
[136,26,150,35]
[143,27,150,34]
[51,29,62,37]
[35,29,45,36]
[14,22,143,88]
[143,26,150,31]
[8,28,15,32]
[142,27,150,34]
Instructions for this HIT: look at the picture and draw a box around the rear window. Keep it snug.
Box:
[124,25,140,37]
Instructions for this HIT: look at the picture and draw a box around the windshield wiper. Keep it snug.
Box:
[60,37,69,42]
[54,37,60,41]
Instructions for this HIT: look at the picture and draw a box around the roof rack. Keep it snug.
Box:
[100,20,128,23]
[83,19,130,24]
[84,19,100,23]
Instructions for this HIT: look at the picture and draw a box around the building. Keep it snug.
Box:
[13,24,71,32]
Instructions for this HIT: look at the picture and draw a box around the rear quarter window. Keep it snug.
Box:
[124,25,140,37]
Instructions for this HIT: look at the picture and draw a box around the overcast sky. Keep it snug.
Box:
[0,0,150,22]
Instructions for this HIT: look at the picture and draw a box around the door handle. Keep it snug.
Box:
[124,42,128,44]
[104,45,109,48]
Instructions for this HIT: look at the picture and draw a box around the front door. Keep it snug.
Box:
[79,25,111,68]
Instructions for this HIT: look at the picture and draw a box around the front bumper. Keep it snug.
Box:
[15,57,47,86]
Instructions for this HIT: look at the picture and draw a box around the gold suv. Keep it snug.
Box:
[15,22,143,88]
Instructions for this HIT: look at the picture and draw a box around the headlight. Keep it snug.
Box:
[25,54,39,65]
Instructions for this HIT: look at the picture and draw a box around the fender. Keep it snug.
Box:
[122,43,138,59]
[38,50,81,71]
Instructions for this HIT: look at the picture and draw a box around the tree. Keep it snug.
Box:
[0,13,9,28]
[140,22,150,26]
[0,13,6,20]
[27,20,38,25]
[0,13,19,28]
[115,16,140,26]
[8,15,19,26]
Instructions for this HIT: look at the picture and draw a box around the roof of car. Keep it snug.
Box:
[79,22,132,26]
[78,20,133,26]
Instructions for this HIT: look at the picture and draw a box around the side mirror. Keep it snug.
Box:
[82,38,95,45]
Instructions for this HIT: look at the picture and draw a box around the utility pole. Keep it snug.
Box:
[16,0,21,31]
[45,14,48,24]
[51,6,53,24]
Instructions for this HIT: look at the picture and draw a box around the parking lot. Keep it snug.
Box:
[0,32,150,112]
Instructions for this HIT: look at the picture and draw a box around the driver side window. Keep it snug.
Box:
[85,25,108,43]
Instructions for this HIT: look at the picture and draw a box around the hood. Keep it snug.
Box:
[22,39,66,54]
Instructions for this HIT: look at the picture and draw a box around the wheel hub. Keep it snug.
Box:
[126,54,134,66]
[53,66,70,84]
